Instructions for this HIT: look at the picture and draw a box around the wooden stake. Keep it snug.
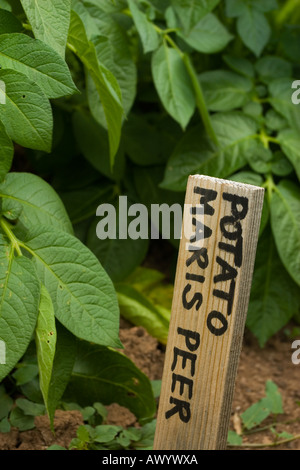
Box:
[153,175,264,450]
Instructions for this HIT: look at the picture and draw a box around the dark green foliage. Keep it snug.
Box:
[0,0,299,435]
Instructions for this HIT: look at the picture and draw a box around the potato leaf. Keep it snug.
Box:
[269,78,300,133]
[22,227,122,348]
[241,380,283,430]
[152,43,196,130]
[87,216,149,283]
[116,267,172,344]
[46,322,77,429]
[35,285,57,427]
[277,129,300,181]
[0,8,22,34]
[68,10,124,167]
[0,120,13,182]
[237,6,271,57]
[265,380,283,415]
[20,0,71,58]
[0,33,77,98]
[179,13,233,53]
[241,397,271,430]
[161,112,258,191]
[64,340,156,421]
[72,111,125,182]
[270,180,300,286]
[0,69,53,152]
[86,31,137,128]
[247,228,300,346]
[199,69,253,111]
[127,0,160,54]
[0,236,40,381]
[171,0,221,33]
[0,172,73,234]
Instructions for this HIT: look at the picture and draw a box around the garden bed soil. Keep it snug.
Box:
[0,321,299,451]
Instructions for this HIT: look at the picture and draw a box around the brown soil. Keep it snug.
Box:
[0,321,299,450]
[117,322,300,451]
[0,410,84,450]
[230,328,300,450]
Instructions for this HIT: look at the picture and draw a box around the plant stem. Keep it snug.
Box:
[22,22,32,32]
[66,41,77,55]
[242,416,300,436]
[263,173,276,205]
[156,26,219,146]
[228,433,300,448]
[155,25,183,56]
[182,54,219,146]
[260,128,280,147]
[275,0,300,26]
[0,218,22,257]
[253,97,270,104]
[244,423,278,435]
[267,135,280,145]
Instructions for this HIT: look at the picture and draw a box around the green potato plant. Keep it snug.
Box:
[0,0,299,433]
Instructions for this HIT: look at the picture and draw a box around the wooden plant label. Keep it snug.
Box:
[153,175,264,450]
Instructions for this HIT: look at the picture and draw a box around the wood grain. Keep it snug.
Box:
[153,175,264,450]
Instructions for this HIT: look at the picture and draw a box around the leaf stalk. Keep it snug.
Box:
[0,217,22,257]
